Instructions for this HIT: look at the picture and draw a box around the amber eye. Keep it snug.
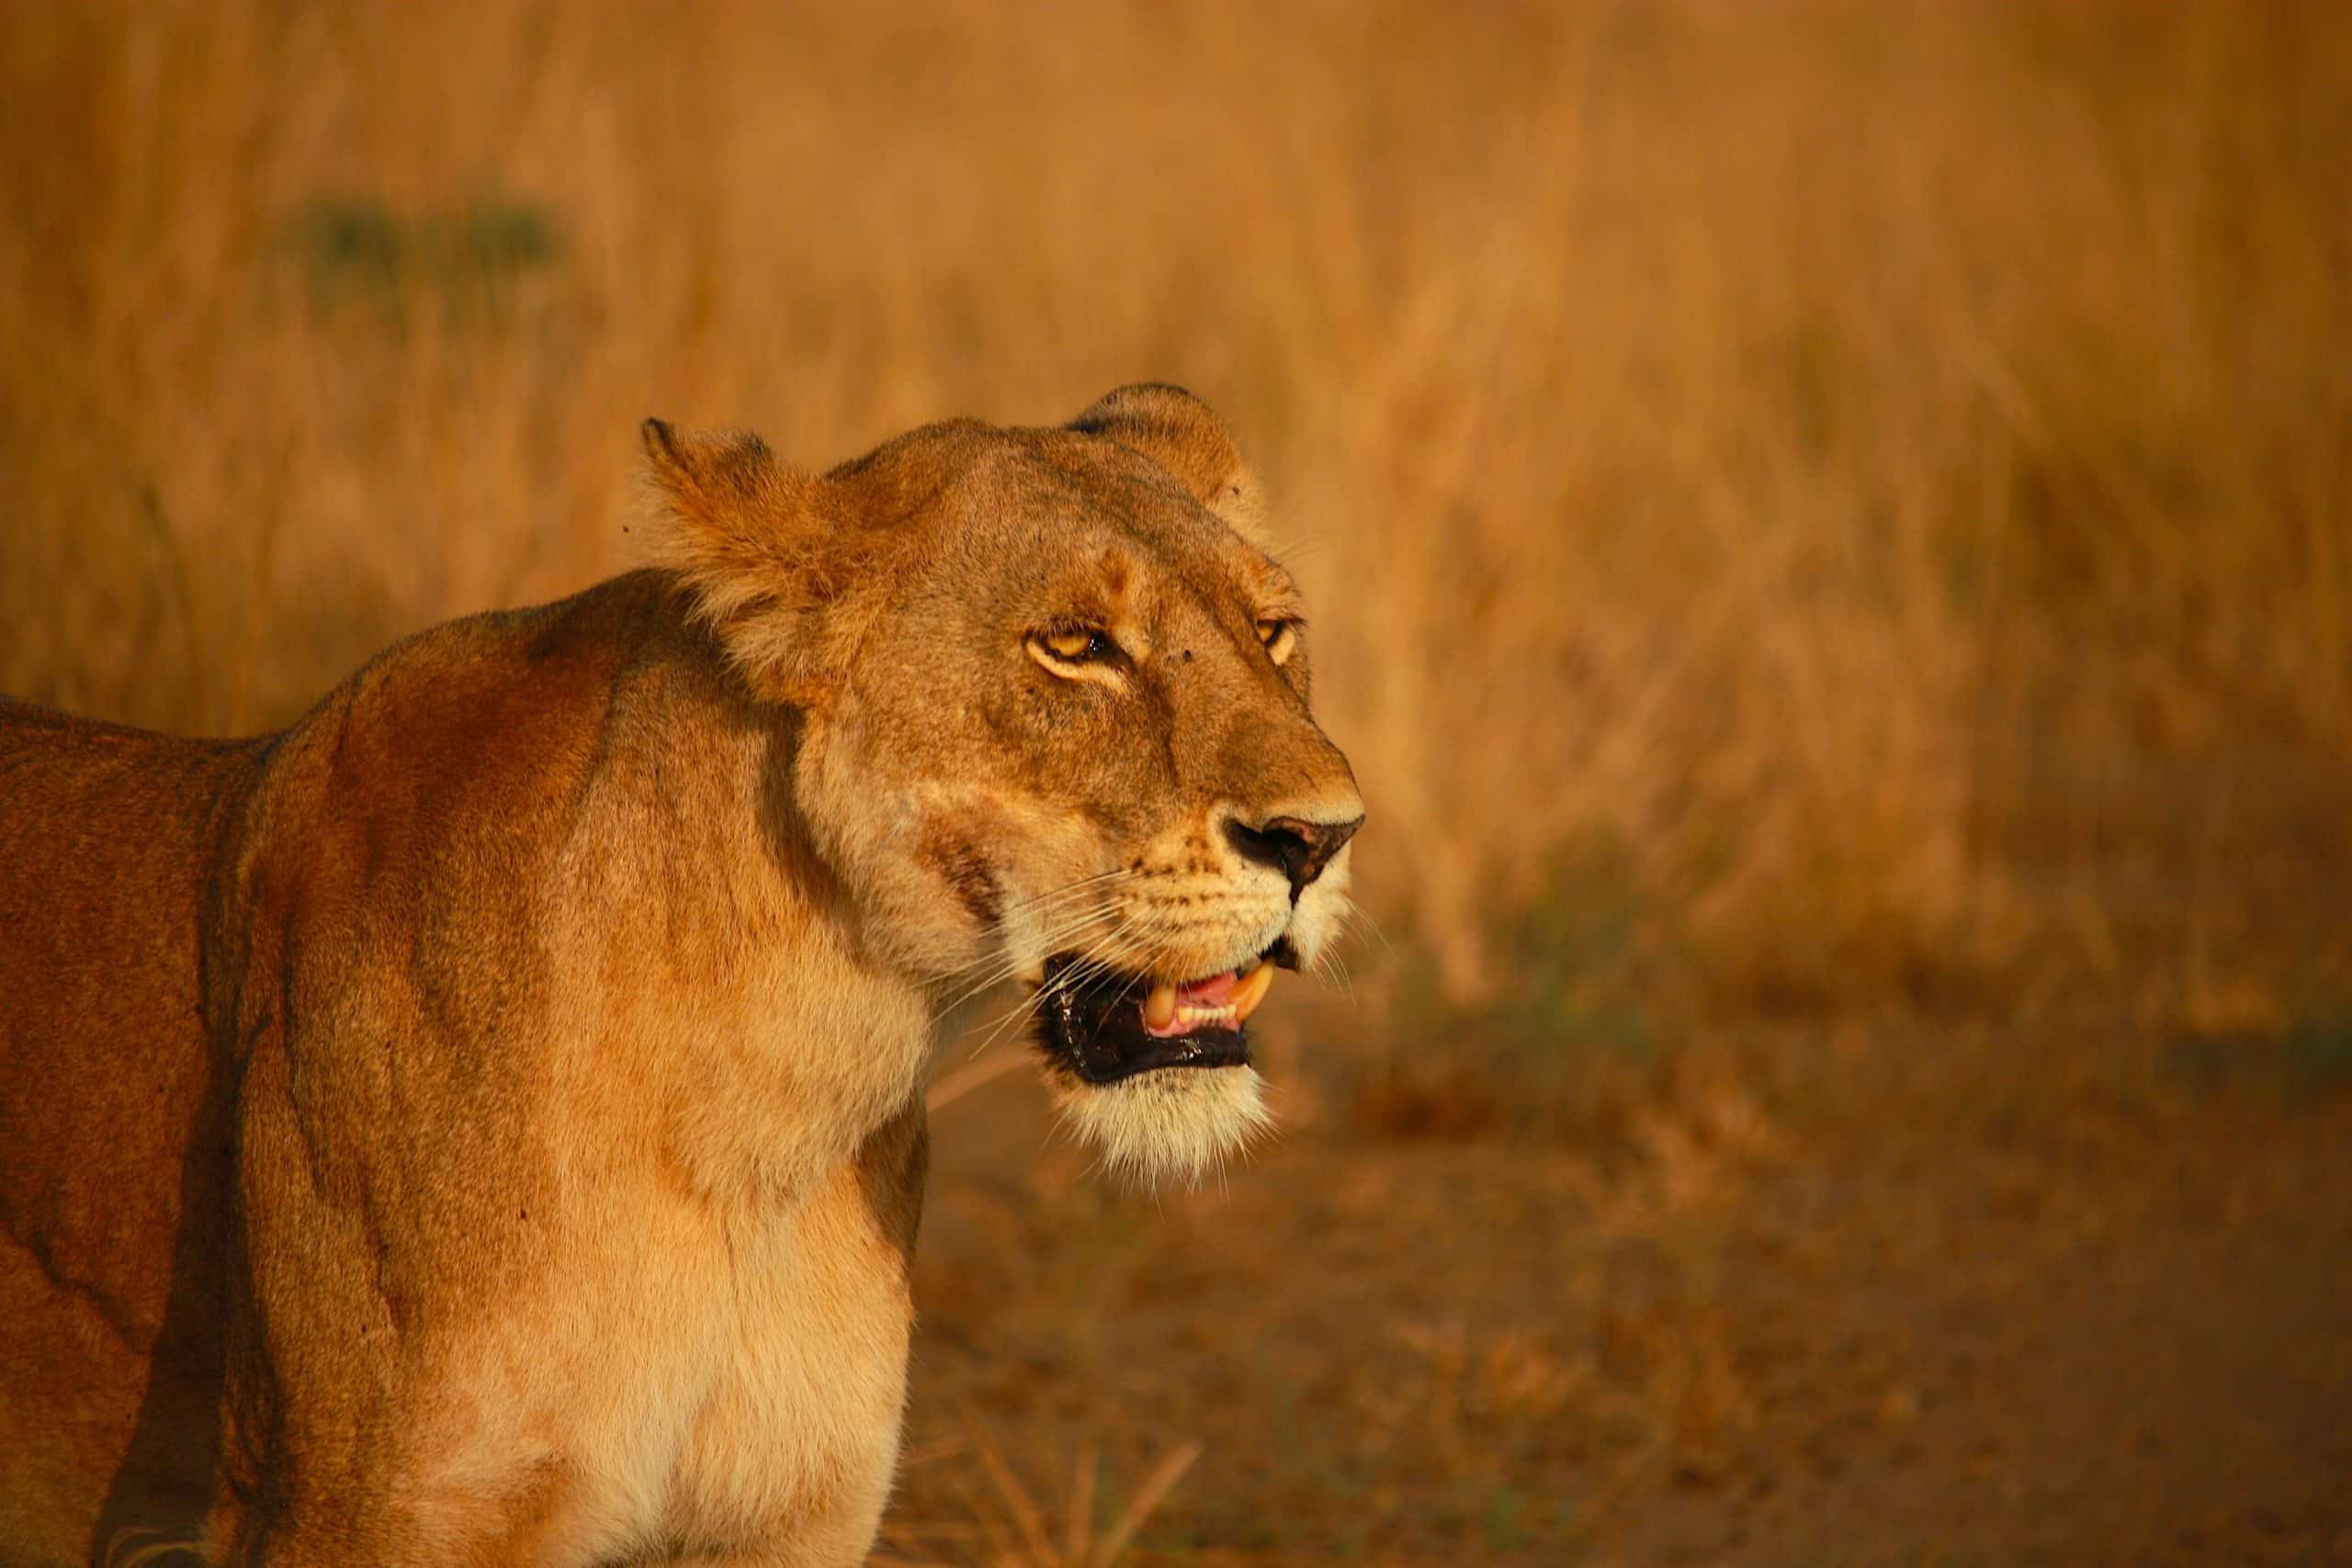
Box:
[1029,627,1116,667]
[1256,618,1298,665]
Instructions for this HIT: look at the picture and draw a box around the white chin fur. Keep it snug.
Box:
[1049,1066,1274,1188]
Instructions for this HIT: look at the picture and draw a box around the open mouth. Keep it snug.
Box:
[1032,940,1295,1085]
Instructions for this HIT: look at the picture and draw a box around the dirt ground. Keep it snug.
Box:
[880,1015,2352,1566]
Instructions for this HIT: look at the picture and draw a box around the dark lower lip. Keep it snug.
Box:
[1031,953,1254,1086]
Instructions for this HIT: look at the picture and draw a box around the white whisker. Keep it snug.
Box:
[1348,903,1396,960]
[928,904,1117,1023]
[958,924,1130,1061]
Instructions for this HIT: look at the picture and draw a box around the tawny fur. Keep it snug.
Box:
[0,385,1361,1566]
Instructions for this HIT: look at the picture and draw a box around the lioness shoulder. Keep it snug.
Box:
[0,386,1361,1567]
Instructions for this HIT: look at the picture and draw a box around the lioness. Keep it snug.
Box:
[0,386,1362,1566]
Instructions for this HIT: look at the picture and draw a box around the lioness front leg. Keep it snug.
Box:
[208,1404,588,1568]
[208,1378,552,1568]
[217,1045,559,1566]
[665,1540,880,1568]
[214,1512,432,1568]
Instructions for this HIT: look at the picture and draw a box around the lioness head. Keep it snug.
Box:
[642,385,1363,1182]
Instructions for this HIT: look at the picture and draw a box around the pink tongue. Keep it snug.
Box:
[1179,971,1238,1006]
[1139,970,1242,1039]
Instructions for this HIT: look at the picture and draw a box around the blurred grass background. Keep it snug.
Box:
[7,0,2346,1034]
[5,3,2350,1560]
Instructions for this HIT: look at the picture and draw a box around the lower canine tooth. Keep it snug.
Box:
[1232,961,1276,1021]
[1144,982,1178,1030]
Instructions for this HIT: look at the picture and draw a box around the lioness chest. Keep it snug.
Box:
[452,1110,925,1566]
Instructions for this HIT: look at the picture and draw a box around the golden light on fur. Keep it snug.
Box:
[0,388,1360,1565]
[1047,1066,1276,1189]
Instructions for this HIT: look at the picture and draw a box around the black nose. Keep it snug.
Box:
[1223,813,1363,898]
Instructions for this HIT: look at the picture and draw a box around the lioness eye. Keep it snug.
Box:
[1256,618,1298,664]
[1035,628,1113,663]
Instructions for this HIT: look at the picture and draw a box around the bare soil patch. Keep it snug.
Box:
[887,1023,2352,1565]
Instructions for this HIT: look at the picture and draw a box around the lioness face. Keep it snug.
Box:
[646,386,1363,1182]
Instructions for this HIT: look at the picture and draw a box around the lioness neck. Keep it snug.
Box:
[249,570,939,1212]
[557,576,939,1205]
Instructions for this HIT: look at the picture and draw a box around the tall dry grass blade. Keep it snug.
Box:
[1064,1440,1098,1567]
[945,1465,1023,1564]
[897,1436,969,1470]
[928,1045,1027,1111]
[1089,1438,1202,1568]
[961,1404,1059,1567]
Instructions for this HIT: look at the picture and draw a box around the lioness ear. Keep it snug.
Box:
[639,417,846,702]
[1069,384,1272,548]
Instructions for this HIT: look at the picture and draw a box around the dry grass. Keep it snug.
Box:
[7,6,2352,1557]
[7,0,2346,1026]
[875,1416,1203,1568]
[901,1009,2352,1563]
[5,6,2352,1561]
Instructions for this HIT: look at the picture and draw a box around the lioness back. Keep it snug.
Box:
[0,578,694,1563]
[0,703,259,1562]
